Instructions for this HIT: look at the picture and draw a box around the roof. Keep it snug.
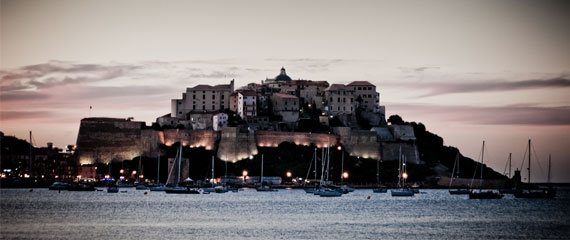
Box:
[272,93,298,99]
[188,83,232,91]
[238,90,257,96]
[347,81,374,86]
[325,84,348,91]
[291,80,329,86]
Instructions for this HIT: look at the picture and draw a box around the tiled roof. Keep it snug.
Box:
[347,81,374,86]
[238,90,257,96]
[273,93,298,99]
[325,84,348,91]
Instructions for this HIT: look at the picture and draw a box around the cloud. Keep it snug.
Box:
[71,85,175,99]
[0,91,50,101]
[187,70,236,79]
[1,61,139,92]
[0,110,55,120]
[390,103,570,126]
[386,77,570,97]
[399,66,440,73]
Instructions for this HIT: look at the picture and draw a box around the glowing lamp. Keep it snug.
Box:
[402,172,408,179]
[242,170,248,176]
[342,172,349,179]
[120,169,124,174]
[286,171,292,178]
[337,146,342,151]
[132,171,137,175]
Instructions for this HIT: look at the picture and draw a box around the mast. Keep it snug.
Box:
[178,144,182,185]
[326,136,330,183]
[376,159,380,185]
[260,154,264,186]
[480,141,485,190]
[341,149,344,184]
[527,139,531,184]
[320,148,325,185]
[397,145,402,188]
[29,131,33,179]
[314,148,317,183]
[157,153,160,184]
[546,154,550,184]
[211,155,215,183]
[449,152,458,188]
[508,153,511,179]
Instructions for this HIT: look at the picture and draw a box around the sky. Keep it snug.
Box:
[1,0,569,182]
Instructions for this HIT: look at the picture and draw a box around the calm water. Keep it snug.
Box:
[1,188,569,239]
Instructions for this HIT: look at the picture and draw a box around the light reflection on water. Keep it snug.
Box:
[1,189,569,239]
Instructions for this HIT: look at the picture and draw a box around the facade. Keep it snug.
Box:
[171,80,234,118]
[237,91,257,120]
[347,81,380,112]
[270,93,299,122]
[229,92,238,112]
[324,84,355,115]
[189,112,214,130]
[213,113,229,131]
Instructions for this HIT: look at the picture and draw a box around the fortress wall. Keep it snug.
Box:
[162,129,219,150]
[217,127,257,162]
[381,142,421,164]
[255,131,338,148]
[334,127,381,160]
[76,118,144,164]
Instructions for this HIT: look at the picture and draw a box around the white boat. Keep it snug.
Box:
[319,188,342,197]
[165,144,202,194]
[514,140,556,199]
[256,154,278,192]
[391,146,414,197]
[469,141,503,199]
[448,152,469,195]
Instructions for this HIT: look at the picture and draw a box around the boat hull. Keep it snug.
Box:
[449,189,470,195]
[164,187,201,194]
[390,190,414,197]
[514,189,556,199]
[469,191,503,199]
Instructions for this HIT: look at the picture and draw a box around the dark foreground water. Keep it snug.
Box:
[1,188,570,239]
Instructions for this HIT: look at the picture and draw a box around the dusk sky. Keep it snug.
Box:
[1,0,569,182]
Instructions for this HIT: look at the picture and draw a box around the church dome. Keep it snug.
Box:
[275,67,292,81]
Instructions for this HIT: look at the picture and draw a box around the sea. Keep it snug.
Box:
[1,188,569,239]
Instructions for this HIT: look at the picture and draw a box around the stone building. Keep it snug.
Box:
[324,84,355,115]
[189,112,214,130]
[270,93,299,122]
[237,91,257,120]
[347,81,380,112]
[171,80,234,118]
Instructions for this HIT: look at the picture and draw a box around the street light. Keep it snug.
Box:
[286,171,292,178]
[402,172,408,179]
[342,171,349,179]
[242,170,248,183]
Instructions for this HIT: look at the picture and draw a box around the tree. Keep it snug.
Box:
[388,115,405,125]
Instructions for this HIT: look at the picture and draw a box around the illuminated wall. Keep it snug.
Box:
[217,127,257,162]
[162,129,218,150]
[255,131,338,148]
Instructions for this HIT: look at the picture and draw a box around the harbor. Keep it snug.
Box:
[2,188,569,239]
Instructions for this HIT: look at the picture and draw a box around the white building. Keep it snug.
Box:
[347,81,380,112]
[237,91,257,120]
[213,113,229,131]
[324,84,355,115]
[171,80,234,118]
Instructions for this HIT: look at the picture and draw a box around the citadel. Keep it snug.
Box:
[75,68,419,166]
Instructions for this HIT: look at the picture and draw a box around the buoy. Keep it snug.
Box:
[29,189,33,192]
[144,192,148,195]
[367,195,371,199]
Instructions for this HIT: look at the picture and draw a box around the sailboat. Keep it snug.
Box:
[303,148,319,193]
[256,154,278,192]
[373,159,387,193]
[449,152,469,195]
[107,162,119,193]
[514,140,556,199]
[165,143,201,194]
[149,153,165,191]
[391,146,414,197]
[469,141,503,199]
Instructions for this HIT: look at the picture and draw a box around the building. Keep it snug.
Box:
[213,113,229,131]
[347,81,380,112]
[171,80,234,118]
[229,92,238,112]
[270,93,299,122]
[237,91,257,120]
[324,84,355,115]
[264,67,329,106]
[189,112,215,130]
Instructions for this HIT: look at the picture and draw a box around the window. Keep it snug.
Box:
[337,107,340,111]
[343,98,346,102]
[193,95,196,99]
[193,105,196,110]
[221,95,225,99]
[203,91,205,93]
[358,87,361,90]
[179,101,182,104]
[337,97,340,102]
[343,106,345,111]
[330,97,333,102]
[368,94,372,98]
[212,106,215,110]
[285,101,288,105]
[193,91,196,93]
[213,95,216,99]
[203,95,205,99]
[351,98,353,102]
[202,106,205,110]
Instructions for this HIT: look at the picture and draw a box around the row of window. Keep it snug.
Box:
[355,87,373,91]
[193,94,225,100]
[329,97,354,103]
